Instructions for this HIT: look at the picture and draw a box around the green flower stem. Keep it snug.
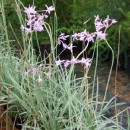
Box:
[100,39,114,111]
[92,38,99,99]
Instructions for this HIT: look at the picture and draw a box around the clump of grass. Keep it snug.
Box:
[0,0,128,130]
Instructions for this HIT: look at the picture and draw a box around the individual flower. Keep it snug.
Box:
[103,15,110,29]
[37,75,42,83]
[33,21,44,32]
[81,30,95,42]
[80,58,87,65]
[64,60,70,68]
[94,15,100,22]
[111,19,117,24]
[96,31,107,40]
[58,33,69,45]
[79,58,92,68]
[58,33,77,52]
[95,20,105,31]
[26,17,35,26]
[72,32,79,41]
[45,5,55,14]
[87,33,95,43]
[24,5,37,15]
[70,56,77,64]
[56,59,65,66]
[84,58,92,68]
[78,31,86,41]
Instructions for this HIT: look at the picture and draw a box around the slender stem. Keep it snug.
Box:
[44,22,55,61]
[114,25,121,129]
[76,41,89,59]
[84,68,88,107]
[101,39,114,111]
[92,39,98,98]
[6,88,10,130]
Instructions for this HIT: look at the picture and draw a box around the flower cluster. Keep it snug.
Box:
[56,57,92,68]
[95,15,117,31]
[24,64,51,84]
[58,33,76,52]
[71,15,117,41]
[56,15,117,68]
[72,30,95,42]
[94,15,117,40]
[21,5,55,33]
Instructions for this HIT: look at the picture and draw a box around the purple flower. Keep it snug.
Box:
[95,20,105,31]
[22,4,54,33]
[56,59,65,66]
[94,15,100,22]
[64,60,70,68]
[84,58,92,68]
[58,33,69,45]
[58,33,76,52]
[96,31,107,40]
[79,58,92,68]
[33,21,44,32]
[80,58,87,65]
[70,56,77,64]
[94,15,117,32]
[87,33,95,43]
[45,5,55,14]
[72,33,79,41]
[94,15,106,31]
[26,18,35,26]
[42,14,48,19]
[24,5,37,15]
[111,19,117,24]
[82,31,95,42]
[103,15,110,29]
[72,30,95,43]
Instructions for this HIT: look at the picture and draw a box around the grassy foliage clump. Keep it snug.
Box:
[0,0,129,130]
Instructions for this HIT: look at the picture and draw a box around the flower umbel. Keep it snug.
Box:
[21,5,54,33]
[56,15,117,69]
